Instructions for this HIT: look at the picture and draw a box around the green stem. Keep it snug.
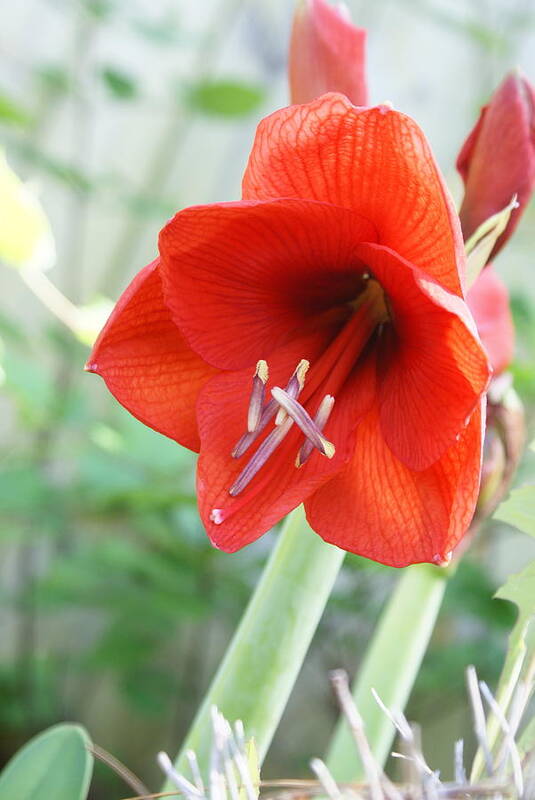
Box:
[166,506,345,786]
[325,563,450,781]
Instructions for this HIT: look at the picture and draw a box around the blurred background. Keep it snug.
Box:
[1,0,535,797]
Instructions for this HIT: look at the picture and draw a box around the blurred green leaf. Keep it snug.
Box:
[0,92,33,128]
[36,65,72,97]
[494,486,535,537]
[132,15,182,45]
[100,67,138,100]
[187,80,265,117]
[0,724,93,800]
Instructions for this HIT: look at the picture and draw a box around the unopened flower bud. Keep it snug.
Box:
[457,70,535,261]
[289,0,368,106]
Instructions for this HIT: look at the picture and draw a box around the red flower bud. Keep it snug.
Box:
[289,0,367,106]
[457,70,535,260]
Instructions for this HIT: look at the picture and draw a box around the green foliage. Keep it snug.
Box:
[0,92,33,128]
[187,80,265,117]
[494,486,535,537]
[0,724,93,800]
[100,66,138,100]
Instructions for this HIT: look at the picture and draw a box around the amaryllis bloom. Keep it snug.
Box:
[289,0,367,106]
[457,70,535,261]
[87,94,491,567]
[467,266,514,376]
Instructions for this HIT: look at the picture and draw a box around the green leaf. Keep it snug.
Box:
[494,486,535,537]
[472,560,535,779]
[0,723,93,800]
[187,80,265,117]
[0,92,33,127]
[495,561,535,617]
[465,196,517,289]
[0,150,55,270]
[100,67,138,100]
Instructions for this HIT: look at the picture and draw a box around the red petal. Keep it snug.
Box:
[196,336,376,552]
[86,259,217,452]
[354,243,490,470]
[305,402,485,567]
[289,0,367,106]
[243,95,465,295]
[159,198,377,371]
[467,265,514,375]
[457,71,535,259]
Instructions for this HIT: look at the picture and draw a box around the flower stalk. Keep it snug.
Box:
[325,563,451,780]
[165,506,345,790]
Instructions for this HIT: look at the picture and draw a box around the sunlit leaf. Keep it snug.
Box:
[0,150,55,270]
[0,92,33,127]
[465,196,517,289]
[0,723,93,800]
[187,80,265,117]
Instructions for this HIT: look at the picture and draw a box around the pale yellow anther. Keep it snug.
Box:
[255,359,268,384]
[295,359,310,390]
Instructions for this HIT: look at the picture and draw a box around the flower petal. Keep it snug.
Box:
[467,265,514,375]
[305,402,484,567]
[243,94,464,295]
[86,259,217,452]
[355,243,490,470]
[159,197,377,371]
[196,335,376,552]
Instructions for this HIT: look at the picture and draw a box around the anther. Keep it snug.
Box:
[247,360,268,433]
[229,417,294,497]
[296,394,335,467]
[275,359,309,425]
[271,387,335,459]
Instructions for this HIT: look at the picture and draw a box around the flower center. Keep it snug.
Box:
[210,277,388,524]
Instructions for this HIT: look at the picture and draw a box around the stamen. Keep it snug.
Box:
[271,387,335,458]
[247,360,268,433]
[229,417,294,497]
[296,394,335,467]
[275,359,309,425]
[232,398,278,458]
[232,359,309,458]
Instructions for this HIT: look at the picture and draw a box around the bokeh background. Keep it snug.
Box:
[1,0,535,797]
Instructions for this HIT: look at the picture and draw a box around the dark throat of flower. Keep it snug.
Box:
[210,277,389,526]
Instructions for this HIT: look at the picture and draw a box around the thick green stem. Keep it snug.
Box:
[325,563,450,781]
[166,506,345,786]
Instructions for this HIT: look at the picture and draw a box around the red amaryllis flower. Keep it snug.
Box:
[457,70,535,261]
[467,265,514,375]
[87,94,491,567]
[289,0,367,106]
